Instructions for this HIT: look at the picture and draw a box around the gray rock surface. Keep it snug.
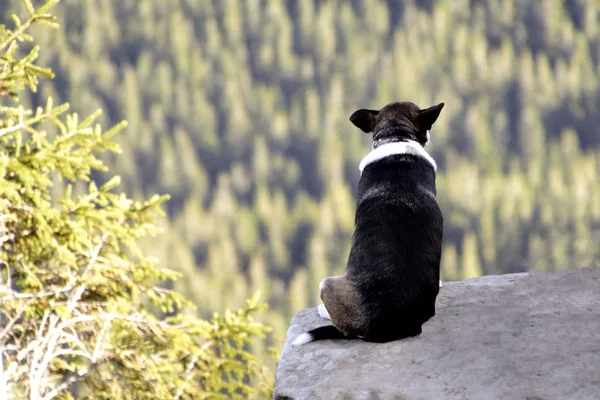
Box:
[274,267,600,400]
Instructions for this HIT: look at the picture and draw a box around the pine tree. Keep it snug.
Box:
[0,2,273,398]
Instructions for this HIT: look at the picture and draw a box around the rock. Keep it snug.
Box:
[274,267,600,400]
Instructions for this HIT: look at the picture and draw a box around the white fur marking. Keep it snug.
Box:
[359,141,437,174]
[439,280,443,288]
[319,278,327,293]
[292,332,313,346]
[425,130,431,147]
[318,304,331,320]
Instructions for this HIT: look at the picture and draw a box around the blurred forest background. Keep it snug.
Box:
[2,0,600,369]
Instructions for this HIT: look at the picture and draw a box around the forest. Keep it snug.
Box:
[2,0,600,376]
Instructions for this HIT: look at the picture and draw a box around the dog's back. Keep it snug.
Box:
[349,152,443,341]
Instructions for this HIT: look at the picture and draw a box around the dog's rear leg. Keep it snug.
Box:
[316,276,338,320]
[317,276,341,320]
[294,276,369,345]
[319,276,368,338]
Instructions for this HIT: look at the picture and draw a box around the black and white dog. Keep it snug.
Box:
[293,101,444,345]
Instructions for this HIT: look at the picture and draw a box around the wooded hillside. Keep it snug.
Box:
[3,0,599,363]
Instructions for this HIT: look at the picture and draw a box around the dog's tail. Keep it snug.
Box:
[291,325,347,346]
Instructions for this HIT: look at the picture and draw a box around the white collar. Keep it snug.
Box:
[359,140,437,174]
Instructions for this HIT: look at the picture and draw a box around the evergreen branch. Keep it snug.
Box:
[0,314,5,398]
[173,341,213,400]
[0,103,69,139]
[23,0,36,17]
[0,13,37,52]
[91,320,111,361]
[40,363,94,400]
[0,123,24,138]
[38,0,61,17]
[0,300,34,339]
[67,234,109,312]
[1,286,75,301]
[0,0,60,51]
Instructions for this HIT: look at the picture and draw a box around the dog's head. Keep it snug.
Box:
[349,102,444,148]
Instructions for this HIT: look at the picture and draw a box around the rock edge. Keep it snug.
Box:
[274,268,600,400]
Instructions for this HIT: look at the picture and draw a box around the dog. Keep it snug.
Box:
[293,101,444,345]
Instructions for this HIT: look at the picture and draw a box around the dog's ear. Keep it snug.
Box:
[418,103,444,130]
[349,109,379,133]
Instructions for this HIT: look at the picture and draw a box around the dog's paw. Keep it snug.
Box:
[439,280,443,288]
[317,303,331,320]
